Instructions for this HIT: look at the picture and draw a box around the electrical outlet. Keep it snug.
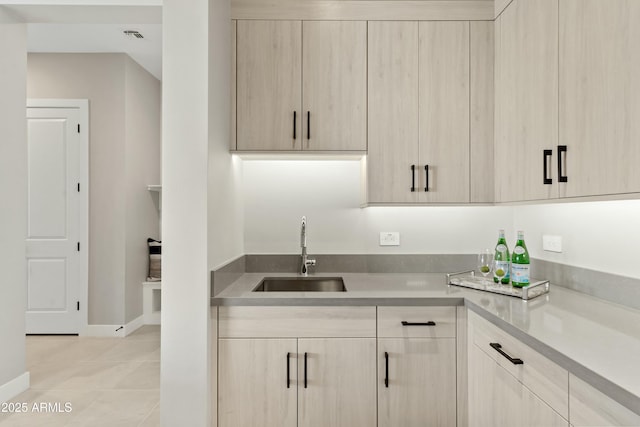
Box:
[379,232,400,246]
[543,235,562,253]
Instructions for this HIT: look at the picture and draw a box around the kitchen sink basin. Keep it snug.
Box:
[253,277,346,292]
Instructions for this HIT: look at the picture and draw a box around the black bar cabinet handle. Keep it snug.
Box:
[384,352,389,388]
[286,352,290,388]
[307,111,310,140]
[543,149,553,185]
[304,352,308,388]
[401,321,436,326]
[410,165,416,192]
[424,165,429,192]
[490,343,524,365]
[558,145,568,183]
[293,111,297,140]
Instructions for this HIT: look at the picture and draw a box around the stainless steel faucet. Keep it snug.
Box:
[300,216,316,276]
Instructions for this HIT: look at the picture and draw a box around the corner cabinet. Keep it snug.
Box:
[234,20,367,152]
[367,21,493,204]
[468,310,569,427]
[367,21,469,204]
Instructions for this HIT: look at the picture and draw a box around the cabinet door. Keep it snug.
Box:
[378,338,456,427]
[298,338,376,427]
[418,21,470,203]
[494,0,559,202]
[367,21,420,203]
[302,21,367,151]
[560,0,640,197]
[469,342,568,427]
[218,339,297,427]
[236,20,302,150]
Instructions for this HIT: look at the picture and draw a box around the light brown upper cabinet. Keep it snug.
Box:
[367,21,420,203]
[495,0,640,203]
[559,0,640,198]
[236,20,302,151]
[494,0,559,203]
[368,21,479,204]
[234,20,367,151]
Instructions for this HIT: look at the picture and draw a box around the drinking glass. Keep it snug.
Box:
[477,250,494,283]
[494,260,507,285]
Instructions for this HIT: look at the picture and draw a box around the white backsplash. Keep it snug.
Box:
[242,160,513,254]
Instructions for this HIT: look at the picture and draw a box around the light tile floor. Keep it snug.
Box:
[0,326,160,427]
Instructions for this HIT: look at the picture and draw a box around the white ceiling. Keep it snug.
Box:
[1,3,162,80]
[27,23,162,79]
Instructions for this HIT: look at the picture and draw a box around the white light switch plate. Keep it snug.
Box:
[543,235,562,253]
[380,232,400,246]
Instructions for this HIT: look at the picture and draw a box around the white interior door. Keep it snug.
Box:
[26,107,82,334]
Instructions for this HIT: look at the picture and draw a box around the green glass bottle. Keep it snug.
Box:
[511,230,530,288]
[493,229,510,284]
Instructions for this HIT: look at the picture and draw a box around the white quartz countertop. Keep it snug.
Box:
[212,272,640,414]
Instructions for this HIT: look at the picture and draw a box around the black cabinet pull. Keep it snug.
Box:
[401,321,436,326]
[307,111,310,140]
[411,165,416,192]
[384,352,389,388]
[558,145,568,183]
[424,165,429,192]
[304,352,308,388]
[490,343,524,365]
[286,352,291,388]
[543,149,553,185]
[293,111,297,140]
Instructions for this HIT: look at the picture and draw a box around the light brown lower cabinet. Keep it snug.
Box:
[378,338,456,427]
[218,336,376,427]
[468,310,569,427]
[218,338,297,427]
[298,338,376,427]
[468,342,568,427]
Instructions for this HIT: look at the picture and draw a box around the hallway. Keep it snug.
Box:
[0,326,160,426]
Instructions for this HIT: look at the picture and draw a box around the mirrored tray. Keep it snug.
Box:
[446,270,550,301]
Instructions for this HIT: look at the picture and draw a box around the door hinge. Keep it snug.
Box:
[77,242,80,251]
[77,183,80,192]
[77,124,80,133]
[77,301,80,311]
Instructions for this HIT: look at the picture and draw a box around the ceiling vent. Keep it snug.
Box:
[124,30,144,39]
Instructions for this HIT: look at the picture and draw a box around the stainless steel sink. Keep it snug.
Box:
[253,277,346,292]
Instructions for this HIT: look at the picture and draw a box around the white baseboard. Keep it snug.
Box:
[124,315,144,336]
[0,372,30,403]
[81,315,144,338]
[82,325,126,338]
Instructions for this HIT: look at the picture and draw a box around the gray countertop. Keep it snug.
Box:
[212,272,640,415]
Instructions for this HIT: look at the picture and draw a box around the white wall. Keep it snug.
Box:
[243,160,640,283]
[161,0,215,425]
[27,53,161,326]
[124,56,161,323]
[514,200,640,279]
[243,160,514,254]
[0,14,28,399]
[208,0,243,270]
[28,53,127,325]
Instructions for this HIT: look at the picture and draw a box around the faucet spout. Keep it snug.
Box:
[301,216,307,248]
[300,216,315,276]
